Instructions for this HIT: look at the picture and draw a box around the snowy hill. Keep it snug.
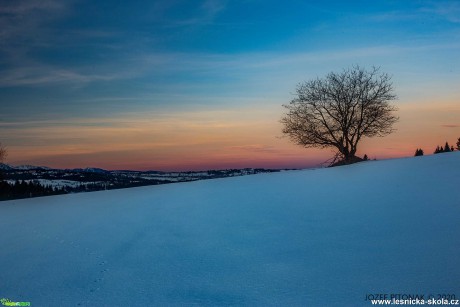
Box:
[0,153,459,306]
[1,165,283,198]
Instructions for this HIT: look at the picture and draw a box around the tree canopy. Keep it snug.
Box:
[0,143,6,163]
[281,66,398,164]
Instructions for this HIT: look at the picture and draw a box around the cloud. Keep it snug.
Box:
[366,11,420,22]
[155,0,227,28]
[228,145,280,154]
[0,0,73,83]
[441,124,460,128]
[0,0,68,42]
[2,40,458,90]
[201,0,227,17]
[364,2,460,25]
[0,65,130,87]
[421,1,460,23]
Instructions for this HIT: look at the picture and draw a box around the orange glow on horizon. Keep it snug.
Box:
[2,100,459,171]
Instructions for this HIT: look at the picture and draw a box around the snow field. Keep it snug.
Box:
[0,152,459,306]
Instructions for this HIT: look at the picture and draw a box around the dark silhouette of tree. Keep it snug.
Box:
[281,66,398,165]
[414,148,424,156]
[0,143,6,163]
[0,143,7,181]
[0,179,66,201]
[444,142,451,152]
[451,145,455,152]
[457,137,460,150]
[363,154,369,161]
[434,145,442,154]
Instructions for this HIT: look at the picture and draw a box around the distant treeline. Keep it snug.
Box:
[0,179,170,201]
[0,166,284,201]
[415,138,460,156]
[433,142,455,154]
[0,180,66,201]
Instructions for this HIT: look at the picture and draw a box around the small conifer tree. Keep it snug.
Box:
[444,142,451,152]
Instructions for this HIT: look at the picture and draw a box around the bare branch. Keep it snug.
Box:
[0,143,7,163]
[280,66,398,163]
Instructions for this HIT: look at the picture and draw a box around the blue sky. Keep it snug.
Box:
[1,0,460,170]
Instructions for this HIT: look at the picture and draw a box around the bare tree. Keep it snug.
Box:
[0,143,7,181]
[0,143,6,163]
[281,66,398,164]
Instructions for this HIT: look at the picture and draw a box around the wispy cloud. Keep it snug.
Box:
[421,1,460,23]
[0,65,130,87]
[228,144,280,154]
[0,0,64,14]
[0,0,69,41]
[0,0,73,84]
[156,0,227,28]
[364,2,460,24]
[441,124,460,128]
[366,11,421,22]
[202,0,227,17]
[2,40,459,89]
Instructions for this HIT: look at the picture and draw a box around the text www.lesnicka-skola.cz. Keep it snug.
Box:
[365,294,458,305]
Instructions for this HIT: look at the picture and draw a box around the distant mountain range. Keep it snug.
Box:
[0,163,108,172]
[0,163,52,171]
[0,163,291,200]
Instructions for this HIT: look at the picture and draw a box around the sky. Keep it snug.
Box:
[1,0,459,171]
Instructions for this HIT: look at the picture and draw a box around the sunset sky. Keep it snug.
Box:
[1,0,459,171]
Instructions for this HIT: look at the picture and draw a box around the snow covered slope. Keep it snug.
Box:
[1,153,459,306]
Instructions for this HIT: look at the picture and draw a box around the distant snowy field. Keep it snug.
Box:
[1,153,459,306]
[6,179,105,188]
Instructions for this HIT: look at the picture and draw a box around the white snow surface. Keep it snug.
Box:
[1,153,459,306]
